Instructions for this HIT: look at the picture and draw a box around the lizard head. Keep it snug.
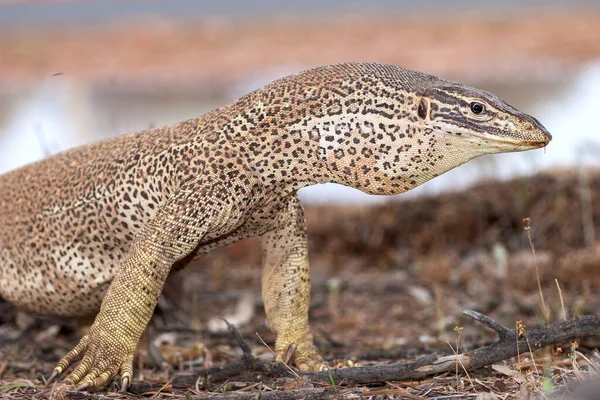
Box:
[419,82,552,153]
[308,63,552,195]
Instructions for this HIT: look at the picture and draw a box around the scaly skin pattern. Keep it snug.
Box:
[0,63,551,392]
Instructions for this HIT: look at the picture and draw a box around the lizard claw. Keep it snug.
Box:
[120,353,134,392]
[281,342,327,370]
[121,376,130,392]
[48,325,138,392]
[275,334,327,372]
[46,369,60,385]
[282,343,297,365]
[48,333,90,387]
[74,382,92,392]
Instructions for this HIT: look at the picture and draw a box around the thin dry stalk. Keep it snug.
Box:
[570,341,581,378]
[447,326,476,391]
[434,284,446,341]
[521,322,541,378]
[516,320,525,371]
[523,218,550,325]
[578,165,596,247]
[555,279,567,322]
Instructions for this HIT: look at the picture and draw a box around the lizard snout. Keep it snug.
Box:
[530,117,552,146]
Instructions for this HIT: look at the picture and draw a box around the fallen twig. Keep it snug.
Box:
[460,311,599,370]
[224,319,252,357]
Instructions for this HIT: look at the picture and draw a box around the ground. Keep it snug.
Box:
[1,170,599,399]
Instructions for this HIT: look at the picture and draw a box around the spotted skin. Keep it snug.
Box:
[0,63,551,392]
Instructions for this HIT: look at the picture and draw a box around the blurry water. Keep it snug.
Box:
[1,61,599,203]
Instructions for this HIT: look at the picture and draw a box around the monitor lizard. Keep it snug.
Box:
[0,62,552,393]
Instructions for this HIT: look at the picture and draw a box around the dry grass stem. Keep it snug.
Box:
[523,218,550,325]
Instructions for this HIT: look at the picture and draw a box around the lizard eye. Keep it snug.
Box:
[469,102,485,114]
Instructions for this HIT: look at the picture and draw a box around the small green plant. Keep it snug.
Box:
[328,372,337,392]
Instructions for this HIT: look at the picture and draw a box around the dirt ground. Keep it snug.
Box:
[1,170,599,399]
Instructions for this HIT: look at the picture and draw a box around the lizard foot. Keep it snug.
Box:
[275,334,327,371]
[47,327,135,392]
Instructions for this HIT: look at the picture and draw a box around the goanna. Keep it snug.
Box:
[0,63,552,392]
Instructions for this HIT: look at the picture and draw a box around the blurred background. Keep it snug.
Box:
[1,0,600,201]
[1,1,600,395]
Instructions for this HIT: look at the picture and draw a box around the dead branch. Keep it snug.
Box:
[304,312,600,385]
[129,312,599,394]
[460,310,600,370]
[224,319,252,357]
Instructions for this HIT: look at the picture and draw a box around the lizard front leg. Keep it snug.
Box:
[49,179,247,391]
[52,242,168,391]
[261,194,325,371]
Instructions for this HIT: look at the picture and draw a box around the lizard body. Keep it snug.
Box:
[0,63,551,391]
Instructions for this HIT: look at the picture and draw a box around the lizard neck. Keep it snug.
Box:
[276,93,432,196]
[233,126,334,198]
[222,91,428,198]
[214,93,336,198]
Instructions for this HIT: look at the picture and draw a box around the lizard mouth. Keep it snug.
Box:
[529,138,552,148]
[476,128,552,150]
[529,125,553,148]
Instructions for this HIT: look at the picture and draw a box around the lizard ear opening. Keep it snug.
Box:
[418,98,428,120]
